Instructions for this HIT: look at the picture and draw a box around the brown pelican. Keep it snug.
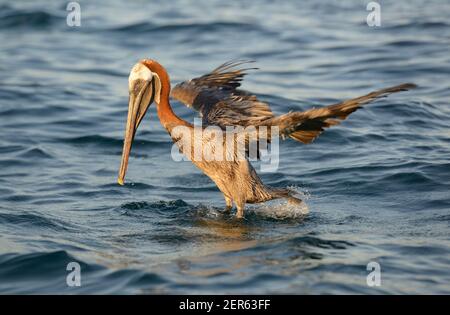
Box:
[118,59,416,218]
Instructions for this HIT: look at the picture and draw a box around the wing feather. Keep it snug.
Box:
[170,60,273,126]
[255,83,417,143]
[171,61,416,146]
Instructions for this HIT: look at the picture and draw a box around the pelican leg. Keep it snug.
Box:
[224,195,233,212]
[235,200,245,219]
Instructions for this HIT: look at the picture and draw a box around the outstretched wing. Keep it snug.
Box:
[255,83,417,144]
[171,61,417,145]
[170,60,274,127]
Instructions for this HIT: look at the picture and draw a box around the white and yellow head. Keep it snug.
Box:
[118,60,163,185]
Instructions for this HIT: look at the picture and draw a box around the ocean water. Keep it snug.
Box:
[0,0,449,294]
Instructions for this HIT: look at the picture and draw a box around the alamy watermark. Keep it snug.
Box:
[66,262,81,287]
[366,261,381,287]
[366,2,381,27]
[66,2,81,27]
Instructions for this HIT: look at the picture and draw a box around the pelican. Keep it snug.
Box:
[118,59,416,218]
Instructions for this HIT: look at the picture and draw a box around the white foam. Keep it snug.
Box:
[248,201,309,219]
[248,186,310,219]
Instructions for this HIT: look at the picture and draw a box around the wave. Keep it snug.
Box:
[0,250,168,294]
[16,147,54,159]
[0,105,72,117]
[118,200,195,223]
[59,135,171,149]
[121,199,189,211]
[386,21,450,30]
[108,21,262,34]
[285,235,354,250]
[0,6,62,29]
[0,212,76,232]
[385,39,432,47]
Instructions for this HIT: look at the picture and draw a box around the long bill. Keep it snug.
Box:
[117,79,155,185]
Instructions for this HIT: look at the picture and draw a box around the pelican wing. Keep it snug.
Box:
[254,83,417,144]
[172,61,416,145]
[170,60,274,127]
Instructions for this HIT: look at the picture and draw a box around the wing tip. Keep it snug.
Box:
[397,83,418,91]
[214,59,258,73]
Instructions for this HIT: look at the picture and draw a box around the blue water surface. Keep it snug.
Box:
[0,0,449,294]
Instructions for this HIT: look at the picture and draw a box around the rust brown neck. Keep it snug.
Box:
[141,59,188,131]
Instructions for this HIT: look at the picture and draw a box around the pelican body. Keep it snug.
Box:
[118,59,416,218]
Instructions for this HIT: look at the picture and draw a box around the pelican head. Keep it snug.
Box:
[118,61,161,185]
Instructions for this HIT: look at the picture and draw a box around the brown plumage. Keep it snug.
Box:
[171,60,417,145]
[256,83,417,143]
[171,61,273,128]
